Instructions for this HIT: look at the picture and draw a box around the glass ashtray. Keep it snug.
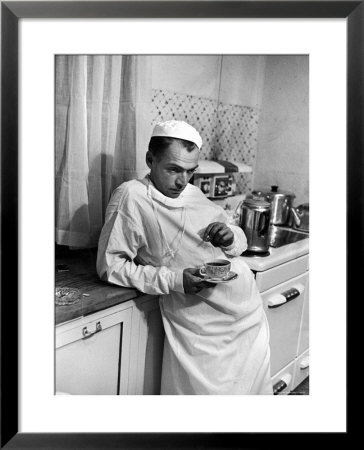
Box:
[55,287,81,306]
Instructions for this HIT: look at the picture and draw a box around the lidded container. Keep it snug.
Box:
[240,198,271,253]
[252,185,296,226]
[290,202,309,232]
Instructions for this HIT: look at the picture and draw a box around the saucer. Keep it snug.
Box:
[203,271,238,283]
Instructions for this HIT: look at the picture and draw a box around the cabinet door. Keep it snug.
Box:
[262,273,308,376]
[56,308,132,395]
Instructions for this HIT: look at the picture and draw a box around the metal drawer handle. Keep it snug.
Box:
[273,373,292,395]
[267,283,305,308]
[299,356,309,370]
[82,321,102,339]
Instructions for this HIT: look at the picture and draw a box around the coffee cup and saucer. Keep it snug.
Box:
[199,259,238,283]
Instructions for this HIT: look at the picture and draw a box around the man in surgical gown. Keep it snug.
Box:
[97,120,273,395]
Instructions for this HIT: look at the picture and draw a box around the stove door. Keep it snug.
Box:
[261,272,308,377]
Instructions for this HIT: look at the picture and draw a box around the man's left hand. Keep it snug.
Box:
[203,222,234,248]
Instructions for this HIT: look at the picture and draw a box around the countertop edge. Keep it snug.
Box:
[55,288,143,326]
[241,239,309,272]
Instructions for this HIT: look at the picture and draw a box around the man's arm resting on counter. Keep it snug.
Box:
[97,212,184,296]
[98,255,184,296]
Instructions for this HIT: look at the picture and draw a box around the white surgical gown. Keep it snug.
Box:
[97,177,272,395]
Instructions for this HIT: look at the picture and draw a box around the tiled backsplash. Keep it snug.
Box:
[151,89,259,194]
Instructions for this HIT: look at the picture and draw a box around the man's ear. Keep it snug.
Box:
[146,151,154,169]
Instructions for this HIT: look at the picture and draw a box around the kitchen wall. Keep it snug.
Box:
[151,55,265,107]
[151,55,265,194]
[149,54,309,203]
[254,55,309,205]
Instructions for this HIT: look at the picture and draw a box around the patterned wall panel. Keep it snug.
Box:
[214,103,259,167]
[151,89,260,194]
[151,89,217,160]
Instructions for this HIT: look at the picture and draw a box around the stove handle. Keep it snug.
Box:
[267,283,305,308]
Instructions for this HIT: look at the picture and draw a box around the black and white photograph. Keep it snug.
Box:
[54,54,309,396]
[1,0,356,444]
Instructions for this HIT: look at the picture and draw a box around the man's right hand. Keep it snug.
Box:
[183,268,217,294]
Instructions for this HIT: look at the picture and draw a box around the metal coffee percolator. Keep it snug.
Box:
[252,185,296,226]
[239,198,271,253]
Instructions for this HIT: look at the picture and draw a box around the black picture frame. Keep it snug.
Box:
[1,1,358,448]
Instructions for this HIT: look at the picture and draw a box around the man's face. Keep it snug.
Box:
[147,140,199,198]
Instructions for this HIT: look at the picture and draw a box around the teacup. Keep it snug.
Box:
[199,259,231,280]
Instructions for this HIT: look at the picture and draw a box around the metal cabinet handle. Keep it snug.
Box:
[267,283,305,308]
[82,321,102,339]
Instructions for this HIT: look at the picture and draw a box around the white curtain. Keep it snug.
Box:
[55,55,151,248]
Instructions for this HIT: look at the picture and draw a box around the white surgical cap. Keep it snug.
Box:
[151,120,203,149]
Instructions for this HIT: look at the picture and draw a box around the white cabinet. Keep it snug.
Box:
[249,252,309,393]
[56,294,163,395]
[56,303,134,395]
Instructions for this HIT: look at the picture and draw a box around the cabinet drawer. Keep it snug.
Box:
[56,306,132,348]
[255,254,309,292]
[262,273,308,376]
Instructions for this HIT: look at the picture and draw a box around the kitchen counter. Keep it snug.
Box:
[241,237,309,272]
[55,247,142,326]
[56,230,309,325]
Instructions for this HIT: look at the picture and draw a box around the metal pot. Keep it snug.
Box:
[240,198,271,253]
[290,203,309,232]
[252,185,296,226]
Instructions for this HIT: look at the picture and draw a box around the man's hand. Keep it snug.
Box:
[203,222,234,248]
[183,268,216,294]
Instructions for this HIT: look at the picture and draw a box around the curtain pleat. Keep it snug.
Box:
[55,55,151,248]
